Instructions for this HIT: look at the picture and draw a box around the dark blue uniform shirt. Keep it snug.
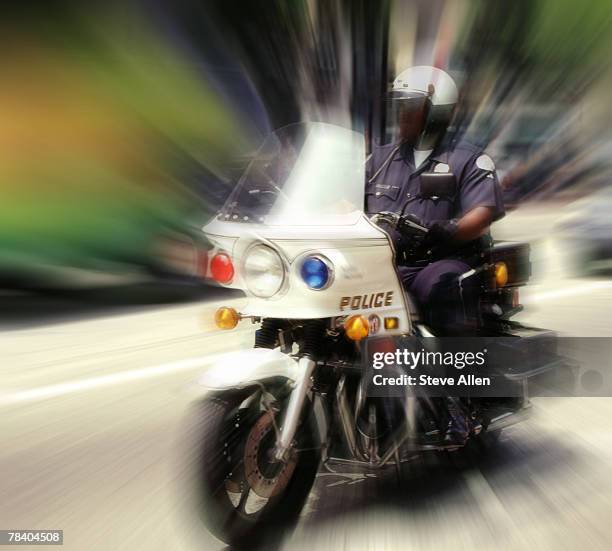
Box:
[366,140,506,289]
[365,140,505,225]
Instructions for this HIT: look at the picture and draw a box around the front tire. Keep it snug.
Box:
[185,389,320,548]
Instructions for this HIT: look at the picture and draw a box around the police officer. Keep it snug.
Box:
[366,66,505,443]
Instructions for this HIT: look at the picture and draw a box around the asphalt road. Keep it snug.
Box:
[2,208,612,551]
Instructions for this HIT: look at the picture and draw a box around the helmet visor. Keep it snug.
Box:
[382,94,429,145]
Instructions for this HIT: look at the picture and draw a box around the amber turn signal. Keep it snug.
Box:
[214,307,240,330]
[384,317,399,330]
[494,262,509,287]
[344,315,369,341]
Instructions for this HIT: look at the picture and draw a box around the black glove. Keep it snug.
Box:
[425,219,459,247]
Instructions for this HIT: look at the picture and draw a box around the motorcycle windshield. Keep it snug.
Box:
[220,122,365,225]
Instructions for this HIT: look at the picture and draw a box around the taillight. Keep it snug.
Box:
[210,252,234,284]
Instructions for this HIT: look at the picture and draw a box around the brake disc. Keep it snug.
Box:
[244,412,298,498]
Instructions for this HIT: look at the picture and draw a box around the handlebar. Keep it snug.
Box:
[370,212,429,235]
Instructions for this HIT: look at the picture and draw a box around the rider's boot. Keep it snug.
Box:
[443,397,471,446]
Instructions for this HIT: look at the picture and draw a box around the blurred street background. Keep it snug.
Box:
[3,1,612,550]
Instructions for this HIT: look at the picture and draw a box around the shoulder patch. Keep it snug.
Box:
[476,154,495,171]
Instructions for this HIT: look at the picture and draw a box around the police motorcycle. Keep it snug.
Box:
[185,122,559,547]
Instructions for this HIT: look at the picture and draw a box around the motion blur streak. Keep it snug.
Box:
[2,1,612,286]
[524,280,612,304]
[0,3,259,286]
[0,353,225,407]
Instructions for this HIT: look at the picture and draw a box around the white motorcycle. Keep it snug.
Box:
[184,123,561,547]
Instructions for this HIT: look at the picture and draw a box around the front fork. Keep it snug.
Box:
[273,356,316,462]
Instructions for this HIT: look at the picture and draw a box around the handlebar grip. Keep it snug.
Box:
[399,217,429,234]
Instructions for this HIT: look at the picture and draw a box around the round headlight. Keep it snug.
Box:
[300,255,333,290]
[244,245,285,297]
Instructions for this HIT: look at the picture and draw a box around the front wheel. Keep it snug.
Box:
[185,389,320,548]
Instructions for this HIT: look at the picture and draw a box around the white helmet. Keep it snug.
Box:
[390,65,458,106]
[386,65,458,148]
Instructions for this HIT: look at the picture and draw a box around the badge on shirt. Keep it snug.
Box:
[476,154,495,171]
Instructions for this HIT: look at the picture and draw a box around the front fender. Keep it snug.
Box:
[194,348,299,392]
